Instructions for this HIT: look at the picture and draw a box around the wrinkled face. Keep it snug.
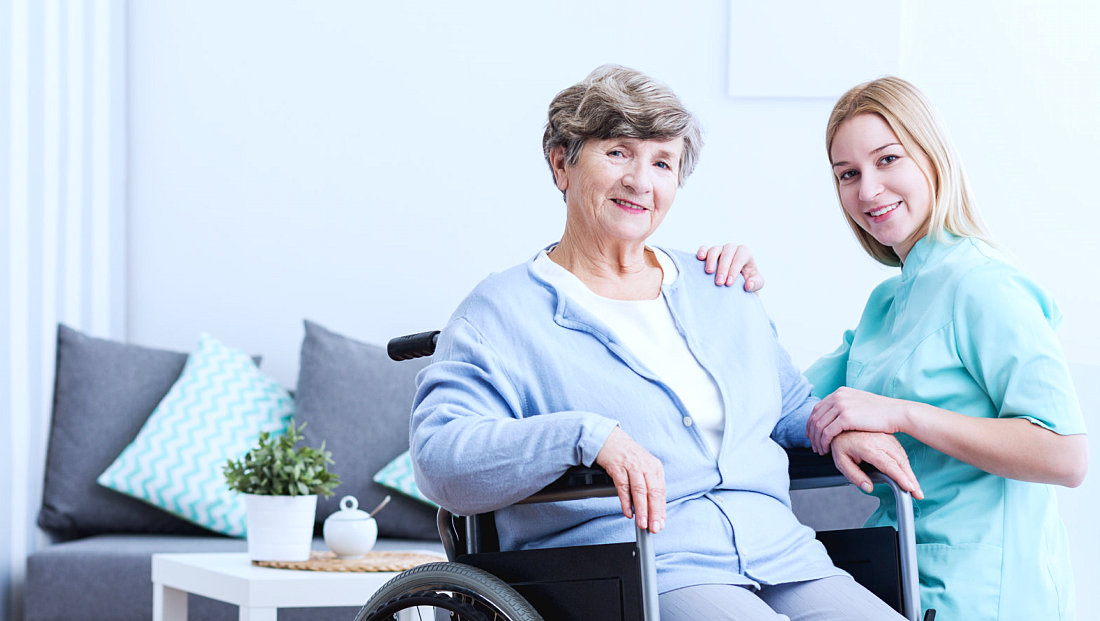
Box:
[830,113,934,262]
[553,136,683,247]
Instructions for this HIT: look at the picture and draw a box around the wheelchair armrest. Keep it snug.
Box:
[523,452,871,500]
[516,465,617,504]
[441,467,618,560]
[786,447,876,490]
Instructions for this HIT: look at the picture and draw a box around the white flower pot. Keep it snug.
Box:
[243,494,318,561]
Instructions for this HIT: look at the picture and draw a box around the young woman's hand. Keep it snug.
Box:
[595,426,667,534]
[696,243,765,291]
[830,431,924,499]
[807,387,909,455]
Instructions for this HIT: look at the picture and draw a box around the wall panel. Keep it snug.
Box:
[0,1,126,618]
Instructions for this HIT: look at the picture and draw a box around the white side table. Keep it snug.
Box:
[152,552,409,621]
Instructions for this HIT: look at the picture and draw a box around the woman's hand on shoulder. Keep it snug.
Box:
[831,431,924,500]
[807,387,909,454]
[696,243,764,291]
[595,426,666,534]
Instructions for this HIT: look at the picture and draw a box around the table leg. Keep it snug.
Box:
[153,583,188,621]
[239,607,278,621]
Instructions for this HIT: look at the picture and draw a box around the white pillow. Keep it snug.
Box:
[97,333,293,537]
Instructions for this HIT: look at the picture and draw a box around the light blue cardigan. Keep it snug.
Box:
[410,247,844,593]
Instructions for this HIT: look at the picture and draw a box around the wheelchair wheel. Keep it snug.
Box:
[356,561,543,621]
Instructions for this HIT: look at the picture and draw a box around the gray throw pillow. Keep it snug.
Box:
[295,320,436,541]
[38,325,213,538]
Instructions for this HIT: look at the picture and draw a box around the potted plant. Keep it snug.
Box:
[223,419,341,561]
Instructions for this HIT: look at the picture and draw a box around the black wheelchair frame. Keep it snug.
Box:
[357,330,928,621]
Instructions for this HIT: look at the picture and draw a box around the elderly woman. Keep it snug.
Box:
[410,65,909,620]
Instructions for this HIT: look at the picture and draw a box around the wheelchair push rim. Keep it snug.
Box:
[356,561,543,621]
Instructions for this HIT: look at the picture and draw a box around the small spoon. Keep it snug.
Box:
[368,495,392,517]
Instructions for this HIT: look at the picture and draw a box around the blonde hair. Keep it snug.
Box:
[543,64,703,191]
[825,76,991,266]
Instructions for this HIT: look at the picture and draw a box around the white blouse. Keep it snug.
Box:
[533,248,725,456]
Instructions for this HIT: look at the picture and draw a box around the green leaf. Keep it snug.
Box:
[222,418,341,497]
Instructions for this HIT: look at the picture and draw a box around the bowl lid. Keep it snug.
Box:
[326,495,372,521]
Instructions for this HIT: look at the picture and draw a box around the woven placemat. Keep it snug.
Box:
[254,550,445,572]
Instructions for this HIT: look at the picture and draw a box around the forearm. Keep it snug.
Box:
[772,406,813,449]
[901,402,1088,487]
[410,311,619,513]
[412,404,619,515]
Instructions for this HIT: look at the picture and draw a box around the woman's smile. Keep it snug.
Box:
[868,201,901,219]
[612,198,650,212]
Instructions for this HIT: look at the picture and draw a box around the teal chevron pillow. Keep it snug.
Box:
[97,333,293,537]
[372,451,437,507]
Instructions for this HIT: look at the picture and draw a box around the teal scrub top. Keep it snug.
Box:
[805,234,1086,620]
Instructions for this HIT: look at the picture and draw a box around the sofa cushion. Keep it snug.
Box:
[294,320,436,540]
[25,534,441,621]
[25,534,247,621]
[97,333,293,537]
[38,325,212,538]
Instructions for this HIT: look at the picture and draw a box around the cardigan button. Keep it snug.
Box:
[682,416,693,427]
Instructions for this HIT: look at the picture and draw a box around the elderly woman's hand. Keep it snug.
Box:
[595,426,667,534]
[696,243,764,291]
[830,431,923,500]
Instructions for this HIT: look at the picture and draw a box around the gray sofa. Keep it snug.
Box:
[26,321,444,621]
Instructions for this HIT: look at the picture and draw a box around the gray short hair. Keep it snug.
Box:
[542,65,703,190]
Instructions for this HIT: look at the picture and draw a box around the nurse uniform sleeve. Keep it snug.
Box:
[951,264,1086,435]
[804,329,856,399]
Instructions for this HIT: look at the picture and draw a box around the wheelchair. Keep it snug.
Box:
[356,331,929,621]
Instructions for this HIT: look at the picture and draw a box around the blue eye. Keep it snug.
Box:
[608,150,625,157]
[838,169,858,181]
[879,154,899,165]
[655,161,671,170]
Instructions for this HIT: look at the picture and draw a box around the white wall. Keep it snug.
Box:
[127,1,1100,382]
[126,0,866,385]
[122,0,1097,613]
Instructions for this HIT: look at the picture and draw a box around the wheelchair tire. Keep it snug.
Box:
[356,561,543,621]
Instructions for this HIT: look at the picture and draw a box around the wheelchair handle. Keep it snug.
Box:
[387,330,440,361]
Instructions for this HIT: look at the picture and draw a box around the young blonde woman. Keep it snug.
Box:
[700,76,1088,619]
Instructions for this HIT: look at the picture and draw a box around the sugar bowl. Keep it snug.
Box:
[323,495,379,559]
